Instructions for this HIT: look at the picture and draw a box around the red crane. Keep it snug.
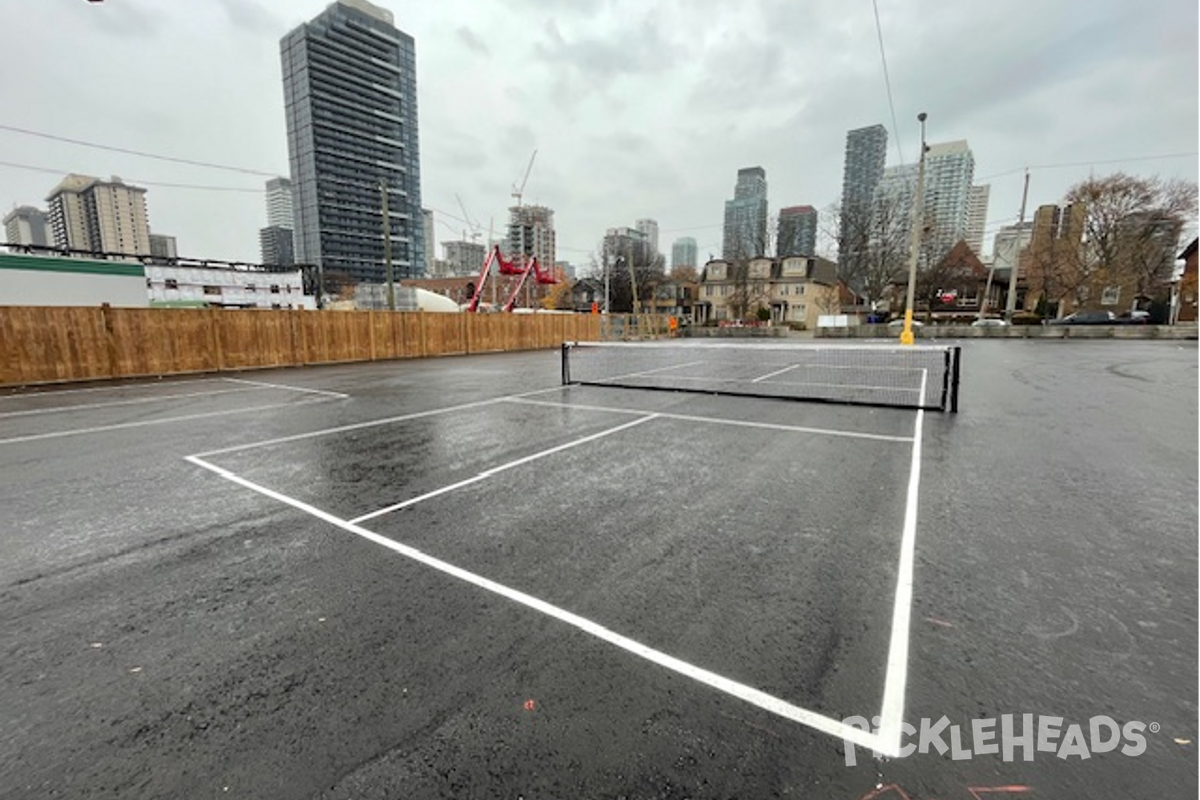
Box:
[465,245,558,313]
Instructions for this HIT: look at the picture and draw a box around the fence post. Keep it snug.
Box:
[369,309,377,361]
[420,310,428,358]
[205,308,225,372]
[100,303,119,378]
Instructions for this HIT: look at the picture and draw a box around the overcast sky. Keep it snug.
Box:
[0,0,1196,269]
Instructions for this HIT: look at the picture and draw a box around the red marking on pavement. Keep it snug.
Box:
[523,699,536,711]
[925,617,956,628]
[854,785,1031,800]
[968,787,1031,798]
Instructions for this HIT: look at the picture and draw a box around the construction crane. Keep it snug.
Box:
[511,149,538,208]
[455,193,482,243]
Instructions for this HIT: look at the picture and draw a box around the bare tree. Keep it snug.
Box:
[668,264,698,282]
[1066,173,1197,301]
[831,194,908,311]
[724,217,774,321]
[600,233,665,314]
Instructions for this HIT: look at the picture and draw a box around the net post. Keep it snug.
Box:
[950,346,961,413]
[940,347,951,411]
[561,342,571,385]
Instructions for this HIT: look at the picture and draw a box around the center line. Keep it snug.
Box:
[349,414,658,524]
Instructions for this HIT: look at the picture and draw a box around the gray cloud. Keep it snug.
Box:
[0,0,1194,266]
[213,0,283,35]
[455,26,491,56]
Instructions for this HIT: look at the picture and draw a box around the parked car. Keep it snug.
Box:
[1048,310,1117,325]
[971,318,1009,328]
[1117,309,1150,324]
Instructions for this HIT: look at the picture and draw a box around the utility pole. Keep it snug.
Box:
[603,250,611,314]
[900,112,928,346]
[381,179,394,311]
[627,241,639,316]
[1004,169,1030,322]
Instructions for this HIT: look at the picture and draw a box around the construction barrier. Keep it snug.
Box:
[0,307,618,387]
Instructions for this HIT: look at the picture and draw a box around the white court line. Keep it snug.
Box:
[501,396,914,443]
[750,364,802,383]
[191,384,571,459]
[0,376,228,400]
[0,397,332,445]
[350,414,657,524]
[220,377,350,400]
[599,360,704,383]
[0,386,264,419]
[877,368,927,757]
[185,453,884,753]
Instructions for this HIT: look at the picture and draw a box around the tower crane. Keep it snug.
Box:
[455,193,483,243]
[511,149,538,207]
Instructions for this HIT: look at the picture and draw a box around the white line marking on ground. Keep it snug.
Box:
[602,361,705,382]
[184,453,884,752]
[0,397,332,445]
[349,415,657,524]
[192,398,504,458]
[750,364,802,383]
[221,377,350,399]
[0,377,227,400]
[193,385,572,459]
[501,397,914,443]
[0,386,264,418]
[878,368,926,757]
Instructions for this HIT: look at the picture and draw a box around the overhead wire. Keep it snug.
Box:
[871,0,906,166]
[0,123,279,178]
[0,160,264,192]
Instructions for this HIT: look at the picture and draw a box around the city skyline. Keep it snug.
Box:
[0,1,1195,268]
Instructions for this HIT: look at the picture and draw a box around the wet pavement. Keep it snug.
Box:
[0,341,1195,799]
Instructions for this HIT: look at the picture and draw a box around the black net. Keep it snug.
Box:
[563,341,961,412]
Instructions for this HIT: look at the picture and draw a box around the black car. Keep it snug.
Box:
[1048,310,1117,325]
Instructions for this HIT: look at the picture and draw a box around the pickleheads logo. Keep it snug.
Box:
[841,714,1150,766]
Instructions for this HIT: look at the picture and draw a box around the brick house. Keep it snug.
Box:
[1178,238,1198,323]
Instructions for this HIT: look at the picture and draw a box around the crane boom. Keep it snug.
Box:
[455,193,481,242]
[511,149,538,207]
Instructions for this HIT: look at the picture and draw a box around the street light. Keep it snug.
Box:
[900,112,928,346]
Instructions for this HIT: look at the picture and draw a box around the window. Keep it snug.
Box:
[270,284,281,294]
[202,285,222,296]
[165,278,178,290]
[246,284,257,293]
[705,286,712,297]
[1101,286,1121,306]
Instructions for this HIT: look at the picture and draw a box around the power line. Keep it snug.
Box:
[871,0,906,166]
[0,160,264,193]
[0,124,279,178]
[978,152,1198,182]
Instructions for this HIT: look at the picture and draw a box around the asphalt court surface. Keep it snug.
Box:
[200,393,912,725]
[1,341,1196,799]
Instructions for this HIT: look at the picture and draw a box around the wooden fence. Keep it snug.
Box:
[0,307,610,387]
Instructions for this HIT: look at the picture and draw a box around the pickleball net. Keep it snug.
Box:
[561,341,961,412]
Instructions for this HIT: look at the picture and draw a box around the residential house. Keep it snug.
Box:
[697,255,838,328]
[1178,238,1198,323]
[572,278,604,313]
